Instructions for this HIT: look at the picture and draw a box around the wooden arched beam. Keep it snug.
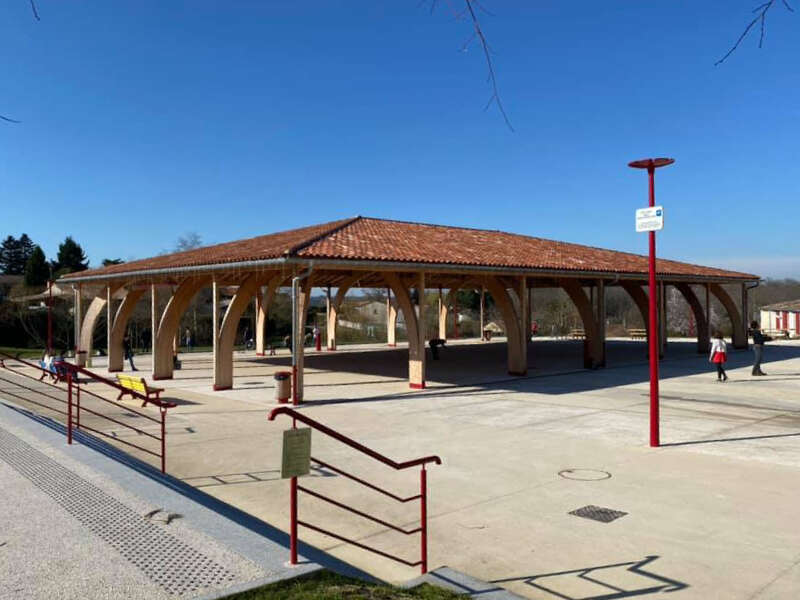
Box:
[79,283,123,365]
[327,273,364,350]
[214,272,280,390]
[560,279,603,369]
[108,288,145,372]
[255,274,286,355]
[620,281,649,334]
[710,283,747,348]
[387,289,398,347]
[674,283,710,353]
[384,272,426,388]
[153,276,211,379]
[484,276,526,375]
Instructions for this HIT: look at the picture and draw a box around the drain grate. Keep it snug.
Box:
[0,426,237,596]
[569,505,627,523]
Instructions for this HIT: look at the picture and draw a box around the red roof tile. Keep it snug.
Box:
[62,216,757,281]
[298,218,756,279]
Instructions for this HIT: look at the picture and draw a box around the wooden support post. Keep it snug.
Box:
[480,286,485,341]
[74,285,83,356]
[387,287,397,347]
[212,279,220,383]
[150,284,157,366]
[106,285,112,369]
[438,287,447,340]
[597,279,606,367]
[325,286,332,349]
[255,286,266,355]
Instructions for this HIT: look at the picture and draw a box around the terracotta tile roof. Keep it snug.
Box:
[62,216,758,281]
[63,218,357,279]
[296,217,757,279]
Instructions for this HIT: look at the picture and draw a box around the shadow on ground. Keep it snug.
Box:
[492,555,689,599]
[217,340,800,398]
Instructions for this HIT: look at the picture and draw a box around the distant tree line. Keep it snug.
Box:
[0,233,92,286]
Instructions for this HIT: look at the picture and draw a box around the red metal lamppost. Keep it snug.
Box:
[628,157,675,448]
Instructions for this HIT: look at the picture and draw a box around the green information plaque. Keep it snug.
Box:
[281,427,311,478]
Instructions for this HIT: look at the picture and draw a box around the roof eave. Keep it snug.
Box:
[57,257,292,284]
[57,255,758,285]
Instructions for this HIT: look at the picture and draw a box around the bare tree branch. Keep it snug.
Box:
[716,0,794,66]
[428,1,513,130]
[2,1,40,123]
[463,0,513,131]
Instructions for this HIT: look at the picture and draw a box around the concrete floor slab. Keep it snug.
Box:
[3,338,800,599]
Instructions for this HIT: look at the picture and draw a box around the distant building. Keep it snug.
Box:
[760,301,800,337]
[350,299,387,323]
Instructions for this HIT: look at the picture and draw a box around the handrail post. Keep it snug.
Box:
[290,475,298,564]
[76,384,81,430]
[420,465,428,574]
[67,372,73,445]
[160,406,167,474]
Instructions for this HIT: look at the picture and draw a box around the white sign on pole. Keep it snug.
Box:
[635,206,664,233]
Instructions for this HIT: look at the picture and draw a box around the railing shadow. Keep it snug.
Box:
[492,555,688,599]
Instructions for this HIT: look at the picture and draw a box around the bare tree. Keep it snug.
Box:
[175,232,203,252]
[716,0,794,65]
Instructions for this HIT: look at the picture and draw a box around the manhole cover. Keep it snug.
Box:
[569,505,627,523]
[558,469,611,481]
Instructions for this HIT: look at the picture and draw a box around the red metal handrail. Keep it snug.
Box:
[310,457,421,503]
[269,406,441,470]
[0,352,174,473]
[268,406,441,574]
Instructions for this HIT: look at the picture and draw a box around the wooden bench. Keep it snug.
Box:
[116,374,165,407]
[628,328,647,339]
[569,328,586,339]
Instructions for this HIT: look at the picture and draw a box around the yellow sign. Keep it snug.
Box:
[281,428,311,479]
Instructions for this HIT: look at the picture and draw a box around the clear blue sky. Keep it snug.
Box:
[2,1,798,277]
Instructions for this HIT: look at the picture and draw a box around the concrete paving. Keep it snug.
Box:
[0,395,376,600]
[3,337,800,599]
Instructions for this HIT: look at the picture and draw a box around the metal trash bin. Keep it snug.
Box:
[274,371,291,403]
[75,350,87,367]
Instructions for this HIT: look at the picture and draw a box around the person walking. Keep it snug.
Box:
[709,332,728,382]
[184,328,193,352]
[123,334,137,371]
[750,321,772,376]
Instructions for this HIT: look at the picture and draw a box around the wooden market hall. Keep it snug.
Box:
[60,217,758,400]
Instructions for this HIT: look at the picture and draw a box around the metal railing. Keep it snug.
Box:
[0,351,176,473]
[268,406,441,574]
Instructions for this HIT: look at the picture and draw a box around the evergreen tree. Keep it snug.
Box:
[101,258,124,267]
[18,233,35,265]
[0,236,20,274]
[24,245,50,287]
[0,234,36,275]
[54,236,89,274]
